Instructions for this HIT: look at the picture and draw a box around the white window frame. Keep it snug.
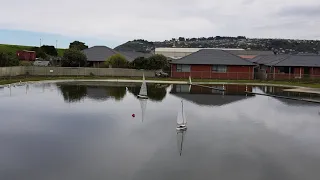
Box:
[176,64,190,72]
[212,65,227,73]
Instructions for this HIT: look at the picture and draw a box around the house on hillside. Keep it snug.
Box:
[250,55,320,79]
[16,50,36,61]
[82,46,152,67]
[170,49,255,80]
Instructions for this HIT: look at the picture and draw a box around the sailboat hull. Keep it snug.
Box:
[176,125,187,131]
[138,95,148,99]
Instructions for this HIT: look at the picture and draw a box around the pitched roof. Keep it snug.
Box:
[82,46,118,62]
[170,49,254,65]
[170,93,252,106]
[226,50,274,56]
[251,55,320,67]
[82,46,152,62]
[249,55,289,64]
[272,55,320,67]
[118,51,153,62]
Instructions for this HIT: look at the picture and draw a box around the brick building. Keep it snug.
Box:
[16,50,36,61]
[251,55,320,80]
[170,49,255,80]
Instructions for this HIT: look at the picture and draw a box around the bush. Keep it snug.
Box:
[0,52,19,67]
[104,54,128,68]
[62,49,87,67]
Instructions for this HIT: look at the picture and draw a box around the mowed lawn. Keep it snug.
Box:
[0,44,66,56]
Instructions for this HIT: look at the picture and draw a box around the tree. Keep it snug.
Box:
[69,41,88,51]
[147,54,168,70]
[104,54,128,68]
[58,84,87,103]
[0,52,19,67]
[131,57,148,69]
[179,37,185,41]
[40,45,58,56]
[62,49,87,67]
[30,47,47,59]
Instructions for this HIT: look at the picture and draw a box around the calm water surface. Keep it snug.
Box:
[0,82,320,180]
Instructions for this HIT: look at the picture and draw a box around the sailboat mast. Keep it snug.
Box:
[181,100,185,124]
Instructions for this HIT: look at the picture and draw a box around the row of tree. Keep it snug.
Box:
[0,52,19,67]
[104,54,169,70]
[58,84,168,103]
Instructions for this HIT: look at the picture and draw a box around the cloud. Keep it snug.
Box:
[279,5,320,17]
[0,0,320,46]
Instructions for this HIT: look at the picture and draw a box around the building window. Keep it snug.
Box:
[212,65,227,72]
[176,65,190,72]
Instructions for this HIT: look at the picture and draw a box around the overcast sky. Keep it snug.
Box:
[1,0,320,47]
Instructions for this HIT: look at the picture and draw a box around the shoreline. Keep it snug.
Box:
[1,76,320,89]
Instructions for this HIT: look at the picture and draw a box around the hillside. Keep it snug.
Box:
[0,44,66,56]
[115,37,320,54]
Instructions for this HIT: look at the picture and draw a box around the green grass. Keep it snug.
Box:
[0,44,66,56]
[1,76,320,88]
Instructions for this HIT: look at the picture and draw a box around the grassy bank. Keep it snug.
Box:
[1,76,320,88]
[0,44,66,56]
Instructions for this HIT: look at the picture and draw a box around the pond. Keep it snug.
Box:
[1,81,320,180]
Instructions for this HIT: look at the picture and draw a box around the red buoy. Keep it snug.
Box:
[132,114,135,117]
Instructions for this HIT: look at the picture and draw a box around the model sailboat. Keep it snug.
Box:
[139,99,147,122]
[177,130,186,156]
[138,73,148,99]
[176,100,187,131]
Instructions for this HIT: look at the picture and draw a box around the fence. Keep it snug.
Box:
[0,66,155,78]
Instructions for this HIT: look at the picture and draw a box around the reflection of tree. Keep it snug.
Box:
[86,86,127,101]
[58,84,87,103]
[105,86,127,101]
[127,84,168,102]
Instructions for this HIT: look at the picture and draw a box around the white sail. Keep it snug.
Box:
[177,109,184,125]
[177,131,186,156]
[188,76,192,85]
[139,74,148,97]
[177,101,187,125]
[139,99,147,122]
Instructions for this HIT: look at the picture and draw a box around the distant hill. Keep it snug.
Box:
[0,44,66,56]
[115,37,320,54]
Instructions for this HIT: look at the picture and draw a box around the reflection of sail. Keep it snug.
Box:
[177,131,186,156]
[138,74,148,98]
[177,101,187,126]
[139,99,147,122]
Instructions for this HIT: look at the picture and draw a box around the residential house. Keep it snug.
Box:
[170,49,255,80]
[250,55,320,79]
[225,50,274,59]
[82,46,152,67]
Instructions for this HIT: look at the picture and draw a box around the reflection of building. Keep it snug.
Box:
[170,84,253,106]
[172,84,252,95]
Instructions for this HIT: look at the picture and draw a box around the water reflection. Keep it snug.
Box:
[170,84,254,106]
[58,84,87,103]
[258,86,320,106]
[127,84,169,102]
[177,130,186,156]
[57,84,127,102]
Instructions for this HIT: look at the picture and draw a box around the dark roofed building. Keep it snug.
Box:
[170,49,255,80]
[251,55,320,79]
[82,46,152,67]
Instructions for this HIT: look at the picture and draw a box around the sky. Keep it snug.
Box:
[0,0,320,48]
